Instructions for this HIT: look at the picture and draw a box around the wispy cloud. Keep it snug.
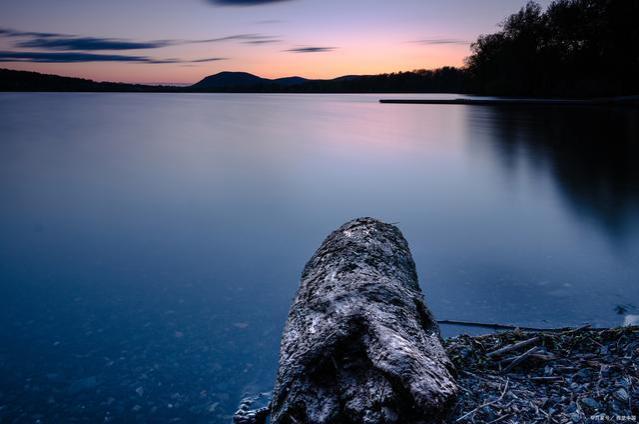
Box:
[188,57,228,63]
[0,51,165,63]
[285,46,336,53]
[0,51,227,64]
[244,39,281,44]
[0,27,280,50]
[206,0,293,6]
[17,37,172,51]
[0,28,64,38]
[195,33,280,44]
[413,38,470,45]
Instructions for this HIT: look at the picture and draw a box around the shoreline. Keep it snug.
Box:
[234,325,638,423]
[447,326,638,423]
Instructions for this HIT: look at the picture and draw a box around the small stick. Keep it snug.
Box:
[487,336,541,358]
[502,346,540,373]
[529,353,556,361]
[530,376,564,383]
[565,324,592,334]
[486,414,511,424]
[538,406,559,424]
[455,379,509,422]
[437,319,596,333]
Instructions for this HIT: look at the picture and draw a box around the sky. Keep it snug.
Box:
[0,0,552,84]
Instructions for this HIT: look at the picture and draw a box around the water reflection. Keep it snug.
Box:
[0,93,638,423]
[469,106,639,244]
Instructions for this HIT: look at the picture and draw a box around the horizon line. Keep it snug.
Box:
[0,65,465,86]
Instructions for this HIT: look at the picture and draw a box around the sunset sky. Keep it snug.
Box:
[0,0,552,85]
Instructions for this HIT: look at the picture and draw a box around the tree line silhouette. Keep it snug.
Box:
[466,0,639,97]
[281,67,468,93]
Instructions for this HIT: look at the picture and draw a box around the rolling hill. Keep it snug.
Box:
[0,67,468,93]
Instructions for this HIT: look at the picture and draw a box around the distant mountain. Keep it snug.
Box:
[191,72,310,90]
[191,71,268,89]
[188,68,468,93]
[331,75,363,81]
[273,76,309,86]
[0,67,469,93]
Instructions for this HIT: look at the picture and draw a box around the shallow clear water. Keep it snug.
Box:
[1,93,638,422]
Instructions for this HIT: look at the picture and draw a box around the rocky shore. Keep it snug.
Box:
[235,326,638,423]
[448,326,638,423]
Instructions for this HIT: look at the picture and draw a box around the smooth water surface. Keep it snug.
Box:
[1,93,638,422]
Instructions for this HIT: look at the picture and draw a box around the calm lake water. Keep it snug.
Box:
[1,93,638,422]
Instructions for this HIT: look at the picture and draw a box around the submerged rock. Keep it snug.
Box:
[233,392,271,424]
[269,218,458,424]
[623,314,639,327]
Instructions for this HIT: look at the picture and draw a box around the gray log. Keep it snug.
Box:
[270,217,458,424]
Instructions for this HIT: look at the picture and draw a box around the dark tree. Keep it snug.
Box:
[466,0,639,97]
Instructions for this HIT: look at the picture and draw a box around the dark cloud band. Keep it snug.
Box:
[0,51,159,63]
[17,37,172,51]
[189,57,228,63]
[195,33,279,44]
[0,28,64,38]
[244,39,281,44]
[285,47,336,53]
[0,51,226,64]
[0,27,279,51]
[414,38,470,45]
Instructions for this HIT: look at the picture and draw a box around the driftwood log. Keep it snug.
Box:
[267,217,458,424]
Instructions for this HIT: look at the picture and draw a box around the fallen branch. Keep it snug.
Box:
[530,376,564,383]
[502,346,541,373]
[455,379,509,422]
[486,336,541,358]
[437,319,598,333]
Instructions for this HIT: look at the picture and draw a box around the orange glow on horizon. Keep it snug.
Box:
[0,0,551,85]
[1,42,470,85]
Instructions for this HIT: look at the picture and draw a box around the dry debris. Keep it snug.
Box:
[446,326,639,423]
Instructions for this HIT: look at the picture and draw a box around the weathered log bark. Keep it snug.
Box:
[270,217,458,424]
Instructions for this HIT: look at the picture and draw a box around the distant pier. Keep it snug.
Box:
[380,95,639,106]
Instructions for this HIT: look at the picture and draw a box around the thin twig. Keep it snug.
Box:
[487,336,541,358]
[502,346,540,373]
[564,324,592,334]
[455,379,509,422]
[437,319,598,333]
[530,376,564,383]
[486,414,511,424]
